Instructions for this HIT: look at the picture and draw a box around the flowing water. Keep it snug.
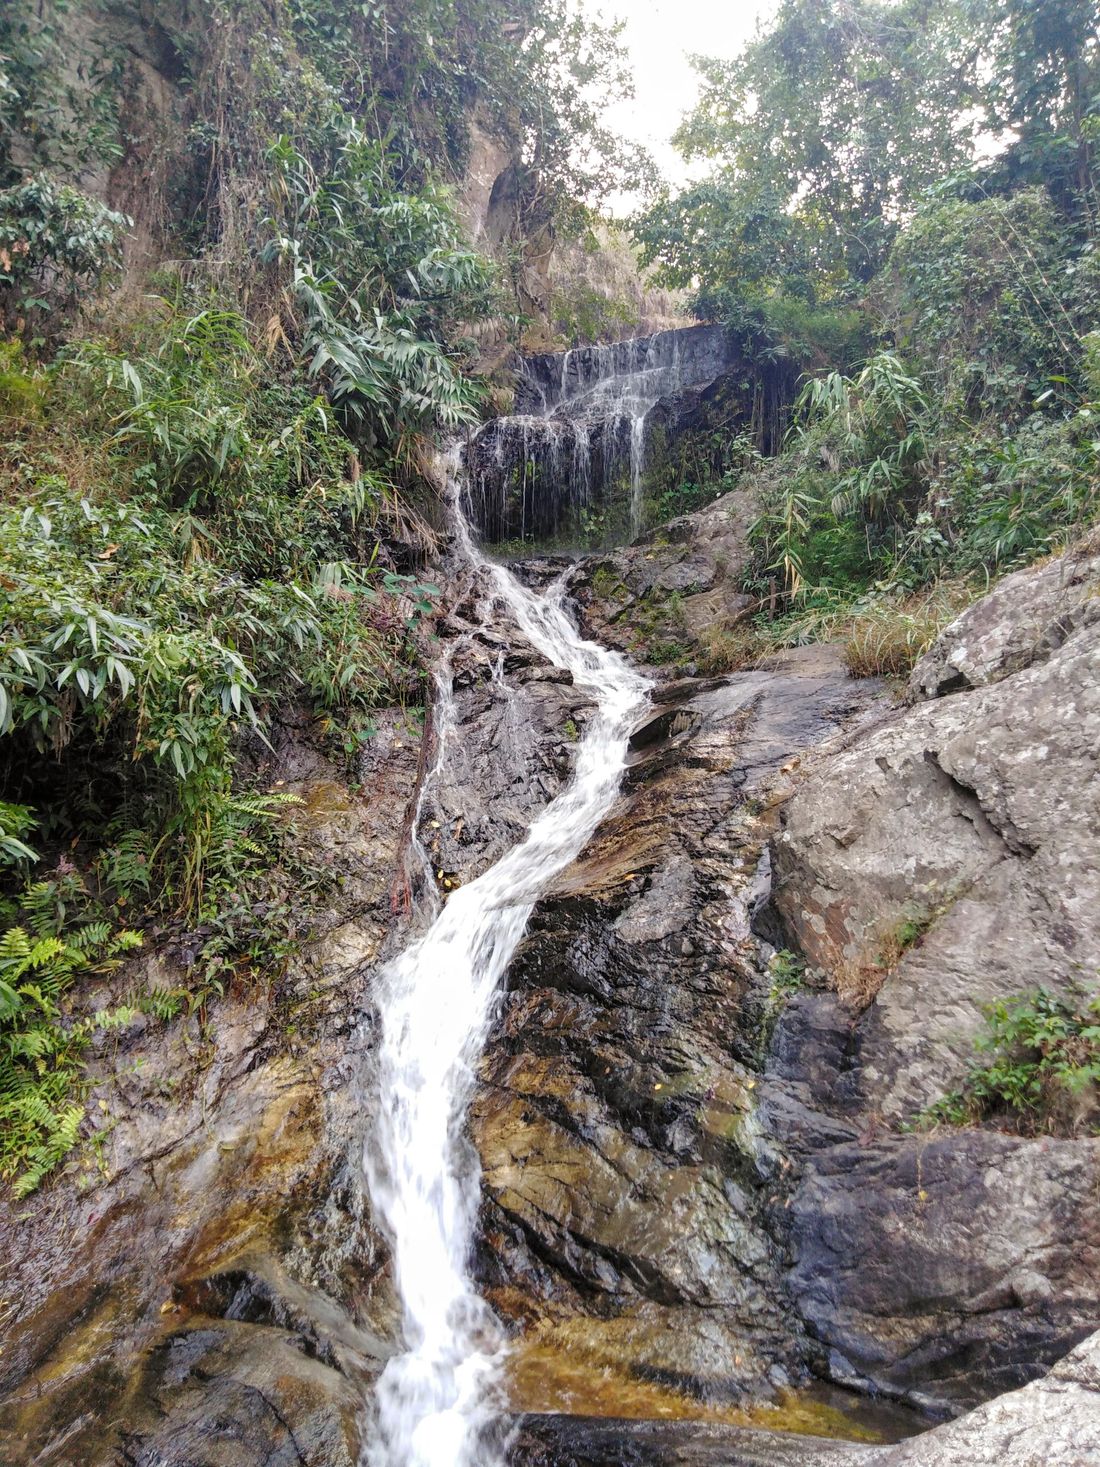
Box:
[462,323,734,545]
[362,452,651,1467]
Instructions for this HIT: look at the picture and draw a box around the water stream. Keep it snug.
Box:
[462,324,734,545]
[362,452,651,1467]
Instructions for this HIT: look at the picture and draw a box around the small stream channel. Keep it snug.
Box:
[361,449,651,1467]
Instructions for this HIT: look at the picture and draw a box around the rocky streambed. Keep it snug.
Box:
[1,489,1098,1465]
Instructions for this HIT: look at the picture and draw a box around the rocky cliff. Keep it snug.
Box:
[0,503,1097,1464]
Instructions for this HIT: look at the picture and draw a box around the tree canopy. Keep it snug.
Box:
[634,0,1099,325]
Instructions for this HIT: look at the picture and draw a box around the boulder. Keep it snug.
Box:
[862,1328,1100,1466]
[768,552,1100,1411]
[909,534,1100,698]
[773,618,1100,1119]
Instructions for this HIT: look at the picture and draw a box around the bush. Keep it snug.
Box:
[842,587,971,679]
[0,299,438,916]
[917,988,1100,1136]
[0,175,129,340]
[887,190,1086,419]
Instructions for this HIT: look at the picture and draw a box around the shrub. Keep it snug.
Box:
[0,298,438,915]
[0,175,129,339]
[887,190,1086,419]
[916,988,1100,1136]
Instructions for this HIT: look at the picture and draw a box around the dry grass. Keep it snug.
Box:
[834,908,941,1008]
[676,580,975,684]
[696,618,768,673]
[841,584,974,679]
[834,953,895,1009]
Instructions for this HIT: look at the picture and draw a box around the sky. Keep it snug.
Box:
[589,0,777,212]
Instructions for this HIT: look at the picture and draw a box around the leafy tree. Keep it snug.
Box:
[0,176,129,339]
[885,187,1086,415]
[179,0,649,241]
[971,0,1100,217]
[636,0,981,306]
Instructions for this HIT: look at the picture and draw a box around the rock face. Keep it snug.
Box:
[2,513,1098,1463]
[909,532,1100,697]
[0,708,423,1464]
[860,1327,1100,1466]
[766,539,1100,1411]
[513,1327,1100,1466]
[566,486,759,661]
[472,647,884,1403]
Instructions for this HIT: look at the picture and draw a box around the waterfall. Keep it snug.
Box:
[362,449,651,1467]
[462,323,738,546]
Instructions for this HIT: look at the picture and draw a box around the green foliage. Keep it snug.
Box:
[0,0,123,187]
[0,338,44,418]
[887,189,1088,416]
[0,871,140,1195]
[0,297,438,915]
[636,0,980,304]
[794,352,933,522]
[973,0,1100,213]
[550,281,639,346]
[769,949,805,996]
[744,341,1098,611]
[264,124,491,444]
[925,412,1099,572]
[0,175,129,339]
[0,801,37,872]
[917,987,1100,1134]
[277,0,650,224]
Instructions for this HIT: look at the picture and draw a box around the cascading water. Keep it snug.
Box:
[462,323,738,546]
[362,450,651,1467]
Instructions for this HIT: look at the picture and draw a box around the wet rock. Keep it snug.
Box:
[786,1133,1100,1410]
[105,1321,362,1467]
[513,1414,871,1466]
[512,1328,1100,1465]
[567,487,759,666]
[5,496,1098,1463]
[0,710,416,1464]
[860,1327,1100,1465]
[473,644,885,1398]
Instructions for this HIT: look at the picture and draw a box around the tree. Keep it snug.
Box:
[283,0,652,232]
[970,0,1100,222]
[635,0,981,306]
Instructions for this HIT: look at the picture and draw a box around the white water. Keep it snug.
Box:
[465,327,705,544]
[362,455,650,1467]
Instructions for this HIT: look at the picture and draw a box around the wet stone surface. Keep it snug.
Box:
[2,513,1099,1462]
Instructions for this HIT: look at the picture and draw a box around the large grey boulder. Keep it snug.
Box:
[909,534,1100,698]
[773,617,1100,1119]
[864,1328,1100,1465]
[767,551,1100,1412]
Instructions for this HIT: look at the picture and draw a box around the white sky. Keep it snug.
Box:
[589,0,777,212]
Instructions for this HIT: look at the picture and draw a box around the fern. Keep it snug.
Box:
[0,881,141,1194]
[138,985,189,1022]
[95,826,153,902]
